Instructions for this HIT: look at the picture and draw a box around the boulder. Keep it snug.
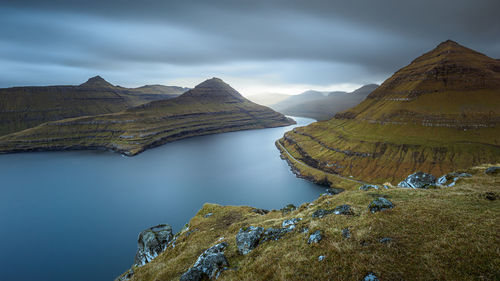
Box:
[282,218,302,230]
[252,208,269,215]
[359,184,379,191]
[180,242,229,281]
[368,198,394,213]
[397,171,436,189]
[280,204,297,214]
[308,230,322,244]
[262,228,291,242]
[236,226,264,255]
[318,255,325,261]
[312,209,332,218]
[323,187,345,195]
[342,228,351,239]
[134,224,173,266]
[485,166,500,175]
[437,172,472,187]
[333,204,354,215]
[363,272,379,281]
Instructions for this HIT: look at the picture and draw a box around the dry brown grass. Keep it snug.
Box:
[124,164,500,281]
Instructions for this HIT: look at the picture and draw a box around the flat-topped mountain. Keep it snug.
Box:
[0,78,294,156]
[272,84,378,120]
[278,41,500,184]
[0,76,187,136]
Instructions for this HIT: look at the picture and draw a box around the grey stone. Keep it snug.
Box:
[342,228,351,239]
[308,230,322,244]
[180,242,229,281]
[323,187,345,195]
[398,171,437,189]
[368,197,394,213]
[333,204,354,215]
[204,213,213,218]
[312,209,333,218]
[379,237,392,243]
[115,268,134,281]
[262,227,291,242]
[437,172,472,187]
[280,204,297,214]
[485,166,500,175]
[252,208,269,215]
[359,184,379,191]
[236,226,264,255]
[134,224,173,266]
[363,272,379,281]
[318,255,325,261]
[282,218,302,230]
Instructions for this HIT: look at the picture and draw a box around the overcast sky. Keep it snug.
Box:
[1,0,499,96]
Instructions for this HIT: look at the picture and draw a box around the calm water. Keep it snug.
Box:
[0,117,323,281]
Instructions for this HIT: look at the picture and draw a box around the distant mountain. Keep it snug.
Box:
[247,93,291,107]
[271,84,378,120]
[0,76,187,136]
[0,78,294,156]
[278,40,500,184]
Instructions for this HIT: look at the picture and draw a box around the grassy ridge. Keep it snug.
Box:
[120,165,500,281]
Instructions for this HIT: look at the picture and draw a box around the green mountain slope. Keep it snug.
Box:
[0,78,294,156]
[278,40,500,184]
[0,76,187,136]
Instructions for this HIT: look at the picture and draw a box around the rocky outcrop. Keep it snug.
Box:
[180,242,229,281]
[398,172,437,189]
[485,166,500,175]
[308,230,322,244]
[312,204,353,218]
[134,224,173,266]
[236,226,265,255]
[359,184,380,191]
[437,172,472,187]
[368,198,394,213]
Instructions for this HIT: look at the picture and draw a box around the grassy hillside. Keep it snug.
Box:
[279,41,500,184]
[0,76,186,136]
[0,78,294,156]
[117,164,500,281]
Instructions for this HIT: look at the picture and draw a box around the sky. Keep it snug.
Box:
[1,0,499,96]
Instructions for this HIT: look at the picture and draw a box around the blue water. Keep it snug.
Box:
[0,117,323,281]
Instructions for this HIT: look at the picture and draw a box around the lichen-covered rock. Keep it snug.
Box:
[398,171,437,189]
[308,230,322,244]
[323,187,345,195]
[437,172,472,187]
[363,272,379,281]
[333,204,354,215]
[359,184,379,191]
[342,228,351,239]
[262,227,291,242]
[180,242,229,281]
[282,218,302,230]
[236,226,264,255]
[134,224,173,266]
[368,197,394,213]
[485,166,500,175]
[312,209,332,218]
[280,204,297,214]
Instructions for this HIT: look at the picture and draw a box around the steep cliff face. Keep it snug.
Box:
[0,78,294,156]
[279,41,500,184]
[0,76,186,136]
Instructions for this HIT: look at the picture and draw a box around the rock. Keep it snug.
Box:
[323,187,345,195]
[301,227,309,233]
[359,184,379,191]
[485,166,500,175]
[312,209,332,218]
[134,224,173,266]
[280,204,297,214]
[363,272,379,281]
[397,171,437,189]
[115,268,134,281]
[262,228,291,242]
[282,218,302,230]
[252,208,269,215]
[204,213,213,218]
[437,172,472,187]
[236,226,264,255]
[308,230,322,244]
[379,237,392,243]
[484,192,497,201]
[368,197,394,213]
[318,255,325,261]
[342,228,351,239]
[333,204,354,215]
[180,242,229,281]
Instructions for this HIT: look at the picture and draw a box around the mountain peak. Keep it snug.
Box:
[180,78,246,102]
[80,76,114,87]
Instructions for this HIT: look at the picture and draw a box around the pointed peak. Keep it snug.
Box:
[80,76,114,87]
[180,78,246,102]
[437,39,459,47]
